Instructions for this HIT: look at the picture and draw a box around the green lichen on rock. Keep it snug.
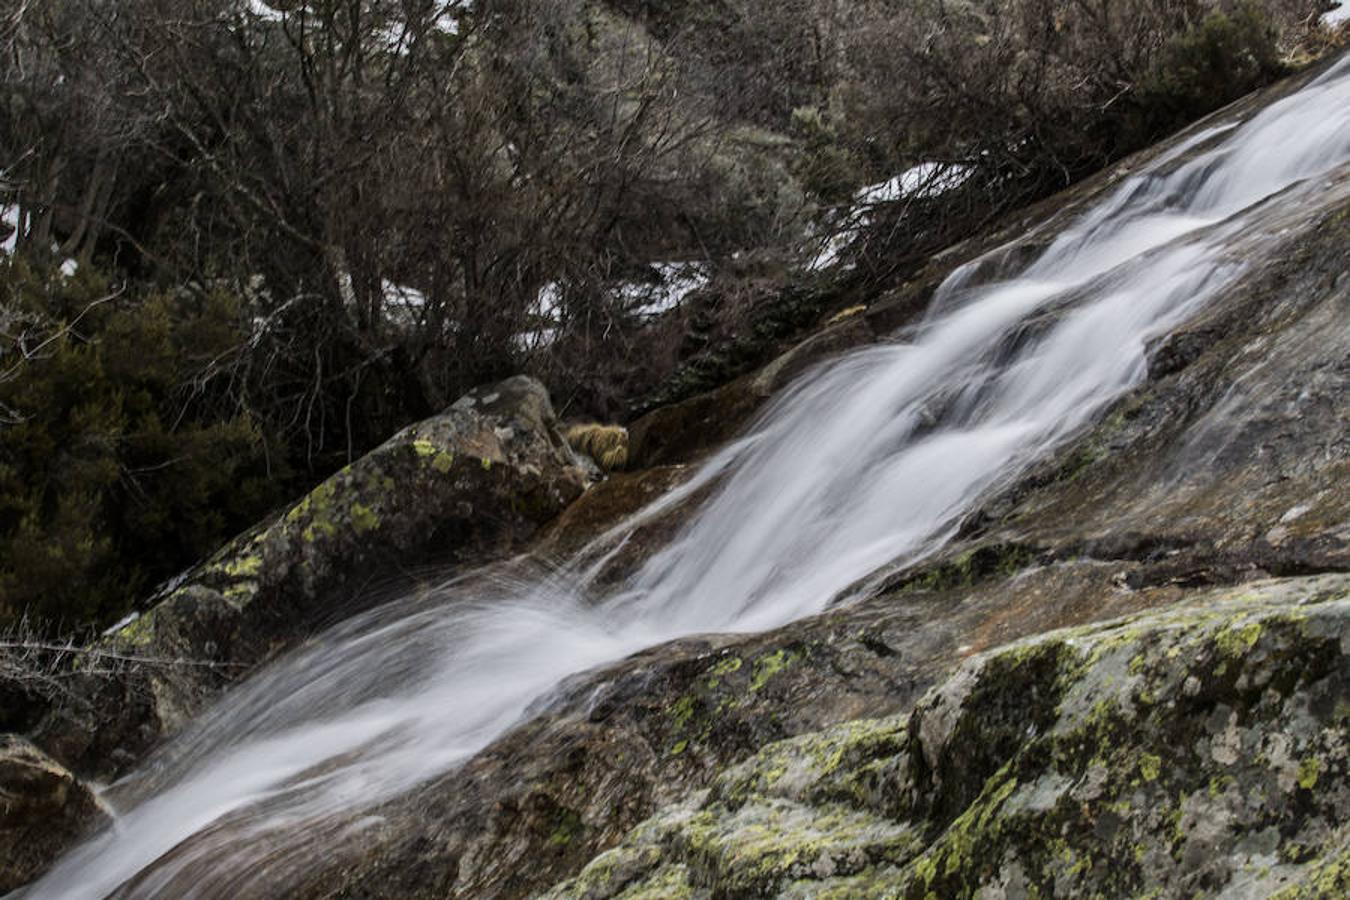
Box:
[349,503,380,534]
[1297,757,1322,791]
[111,609,157,648]
[706,655,743,684]
[891,542,1042,594]
[750,647,800,691]
[35,376,588,784]
[1269,841,1350,899]
[544,574,1350,899]
[670,695,697,730]
[1215,620,1264,659]
[221,554,262,580]
[549,808,584,847]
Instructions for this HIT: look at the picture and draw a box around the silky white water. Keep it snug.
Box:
[19,58,1350,899]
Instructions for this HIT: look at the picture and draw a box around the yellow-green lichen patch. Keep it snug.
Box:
[714,715,907,808]
[544,842,665,898]
[433,451,455,473]
[670,695,696,730]
[929,763,1020,881]
[223,580,258,607]
[1215,621,1263,659]
[549,809,584,846]
[350,503,380,534]
[611,863,695,899]
[221,554,263,580]
[1296,757,1321,790]
[287,479,342,543]
[706,655,743,688]
[673,798,919,895]
[539,578,1350,899]
[751,648,800,692]
[412,438,436,457]
[709,656,744,677]
[114,610,157,648]
[1269,846,1350,899]
[302,519,339,542]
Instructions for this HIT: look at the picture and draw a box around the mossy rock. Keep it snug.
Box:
[545,574,1350,899]
[32,376,586,781]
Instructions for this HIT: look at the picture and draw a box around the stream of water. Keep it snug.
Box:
[18,56,1350,899]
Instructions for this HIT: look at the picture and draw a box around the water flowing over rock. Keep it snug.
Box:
[27,375,586,783]
[10,55,1350,900]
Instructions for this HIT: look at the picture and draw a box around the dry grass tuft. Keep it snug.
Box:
[565,423,630,472]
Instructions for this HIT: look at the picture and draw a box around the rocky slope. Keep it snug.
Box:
[544,575,1349,899]
[0,376,588,882]
[4,57,1349,899]
[271,60,1349,899]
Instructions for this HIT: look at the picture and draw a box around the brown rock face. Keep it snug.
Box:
[0,736,109,893]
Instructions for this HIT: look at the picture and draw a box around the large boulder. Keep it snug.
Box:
[544,575,1350,898]
[0,736,110,893]
[32,376,587,779]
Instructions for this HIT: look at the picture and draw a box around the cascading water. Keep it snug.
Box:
[19,57,1350,900]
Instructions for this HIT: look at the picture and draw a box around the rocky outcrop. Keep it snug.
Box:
[274,64,1350,899]
[543,575,1349,898]
[30,376,587,780]
[0,736,110,893]
[10,60,1350,900]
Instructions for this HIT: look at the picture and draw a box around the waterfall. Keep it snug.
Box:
[18,57,1350,900]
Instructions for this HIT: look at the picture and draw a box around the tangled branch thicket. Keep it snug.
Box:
[0,613,241,734]
[0,0,1338,634]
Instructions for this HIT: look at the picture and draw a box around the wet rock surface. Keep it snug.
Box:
[543,575,1350,899]
[29,376,587,781]
[273,71,1350,899]
[0,736,109,893]
[10,61,1350,899]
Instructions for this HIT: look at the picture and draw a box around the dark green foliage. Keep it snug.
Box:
[0,260,287,632]
[1132,2,1287,140]
[790,107,864,205]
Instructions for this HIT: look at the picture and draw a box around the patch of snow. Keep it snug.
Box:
[102,611,140,637]
[60,258,79,278]
[513,262,706,350]
[514,282,563,352]
[382,279,431,328]
[512,326,559,353]
[534,282,562,320]
[377,2,469,53]
[807,162,972,272]
[1323,3,1350,25]
[383,279,425,309]
[433,2,466,36]
[620,262,710,318]
[2,179,21,255]
[245,0,285,22]
[855,163,972,206]
[1,202,18,255]
[808,231,853,273]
